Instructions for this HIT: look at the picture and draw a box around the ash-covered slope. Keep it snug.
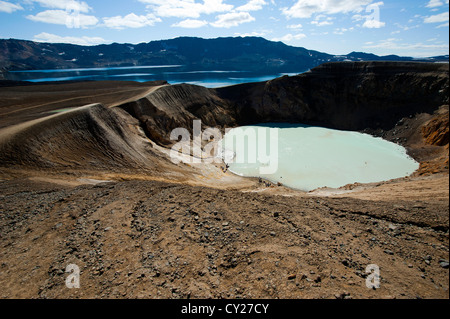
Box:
[119,84,236,146]
[0,103,158,169]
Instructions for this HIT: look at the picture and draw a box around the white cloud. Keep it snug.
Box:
[393,22,419,31]
[172,18,208,28]
[425,0,449,8]
[351,13,364,21]
[311,14,334,26]
[103,13,161,29]
[287,23,303,29]
[139,0,233,18]
[282,0,373,19]
[311,20,333,26]
[210,11,255,28]
[363,37,449,56]
[272,33,307,42]
[31,0,91,13]
[234,31,268,37]
[334,26,354,34]
[27,9,99,28]
[236,0,267,12]
[424,11,449,23]
[26,0,98,28]
[33,32,107,46]
[0,1,23,13]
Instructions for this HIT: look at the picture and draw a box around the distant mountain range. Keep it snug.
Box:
[0,36,448,77]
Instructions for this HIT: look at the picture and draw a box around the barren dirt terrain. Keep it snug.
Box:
[0,63,448,299]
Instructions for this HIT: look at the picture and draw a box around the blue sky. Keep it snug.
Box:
[0,0,448,57]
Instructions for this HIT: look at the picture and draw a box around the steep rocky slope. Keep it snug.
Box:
[422,108,449,146]
[119,84,235,146]
[216,62,449,131]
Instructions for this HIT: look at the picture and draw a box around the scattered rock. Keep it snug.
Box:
[341,259,350,267]
[439,260,449,269]
[355,270,367,278]
[335,292,350,299]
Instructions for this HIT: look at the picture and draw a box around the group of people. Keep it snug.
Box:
[259,177,272,188]
[259,177,283,188]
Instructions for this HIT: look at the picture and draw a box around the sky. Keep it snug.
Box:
[0,0,448,57]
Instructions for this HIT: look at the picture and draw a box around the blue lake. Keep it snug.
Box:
[6,65,305,88]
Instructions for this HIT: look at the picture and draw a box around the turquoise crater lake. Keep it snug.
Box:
[220,124,420,191]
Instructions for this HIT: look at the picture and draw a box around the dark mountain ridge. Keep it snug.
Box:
[1,36,448,76]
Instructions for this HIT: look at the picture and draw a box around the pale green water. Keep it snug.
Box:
[220,123,419,191]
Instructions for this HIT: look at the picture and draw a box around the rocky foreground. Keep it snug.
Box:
[0,178,448,299]
[0,62,448,299]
